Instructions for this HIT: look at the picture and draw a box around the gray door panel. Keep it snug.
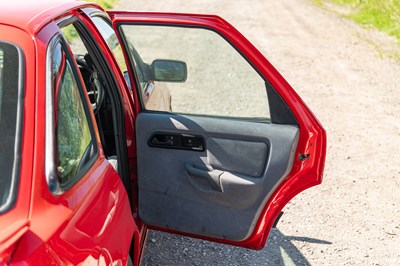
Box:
[137,112,299,241]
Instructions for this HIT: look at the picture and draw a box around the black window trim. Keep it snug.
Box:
[0,41,24,214]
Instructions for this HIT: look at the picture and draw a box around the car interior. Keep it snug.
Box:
[75,54,115,160]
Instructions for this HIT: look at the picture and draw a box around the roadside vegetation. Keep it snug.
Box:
[64,0,116,41]
[86,0,116,10]
[314,0,400,46]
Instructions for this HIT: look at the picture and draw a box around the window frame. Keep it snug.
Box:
[58,12,133,202]
[116,23,271,117]
[45,34,98,194]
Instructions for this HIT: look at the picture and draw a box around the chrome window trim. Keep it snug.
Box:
[45,32,100,194]
[45,34,62,195]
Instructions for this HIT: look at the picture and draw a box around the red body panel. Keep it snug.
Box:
[0,24,35,264]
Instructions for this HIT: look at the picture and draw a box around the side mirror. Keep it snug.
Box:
[151,59,187,82]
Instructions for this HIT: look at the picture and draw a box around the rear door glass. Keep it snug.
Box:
[0,42,23,213]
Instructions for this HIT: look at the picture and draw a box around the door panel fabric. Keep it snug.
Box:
[137,112,299,241]
[206,137,268,177]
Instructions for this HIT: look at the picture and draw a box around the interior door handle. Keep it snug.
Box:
[150,134,174,146]
[185,163,223,192]
[149,133,204,151]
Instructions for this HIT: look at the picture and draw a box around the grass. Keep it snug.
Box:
[63,0,116,41]
[86,0,117,10]
[314,0,400,46]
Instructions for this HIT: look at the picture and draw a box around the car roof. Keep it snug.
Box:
[0,0,100,35]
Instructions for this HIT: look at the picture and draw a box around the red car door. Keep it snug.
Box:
[110,12,326,250]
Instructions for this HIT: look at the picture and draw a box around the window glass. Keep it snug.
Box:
[120,25,270,119]
[61,23,93,96]
[91,16,128,74]
[61,24,88,55]
[51,41,95,184]
[90,16,143,92]
[61,23,105,114]
[0,42,22,212]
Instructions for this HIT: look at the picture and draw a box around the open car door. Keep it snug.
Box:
[109,12,326,249]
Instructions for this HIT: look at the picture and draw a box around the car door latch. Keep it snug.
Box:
[298,153,310,161]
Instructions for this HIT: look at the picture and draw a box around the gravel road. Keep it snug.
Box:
[115,0,400,265]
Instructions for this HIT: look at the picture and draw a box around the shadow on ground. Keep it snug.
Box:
[142,228,332,265]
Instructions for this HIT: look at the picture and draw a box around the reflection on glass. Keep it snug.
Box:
[121,25,270,118]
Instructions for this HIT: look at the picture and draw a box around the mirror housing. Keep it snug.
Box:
[151,59,187,82]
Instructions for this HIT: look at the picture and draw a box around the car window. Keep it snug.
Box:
[49,39,96,186]
[0,42,22,213]
[120,25,270,119]
[61,23,99,109]
[91,16,128,74]
[91,16,148,92]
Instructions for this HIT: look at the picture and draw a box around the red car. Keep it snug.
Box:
[0,0,326,265]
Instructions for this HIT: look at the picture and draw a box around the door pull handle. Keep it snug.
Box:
[185,163,223,192]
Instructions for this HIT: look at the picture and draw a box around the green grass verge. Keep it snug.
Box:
[86,0,117,10]
[315,0,400,46]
